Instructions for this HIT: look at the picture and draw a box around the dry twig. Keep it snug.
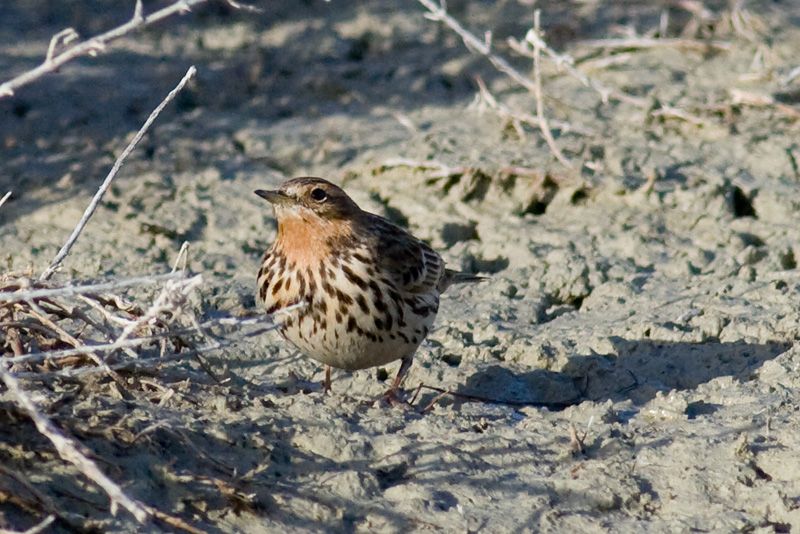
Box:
[0,514,55,534]
[0,272,184,303]
[0,466,54,517]
[410,383,576,411]
[416,0,573,167]
[378,157,467,178]
[650,105,710,126]
[40,66,196,281]
[3,290,300,370]
[417,0,540,96]
[22,298,120,378]
[0,269,299,528]
[530,10,572,168]
[473,76,594,136]
[1,271,185,374]
[578,36,731,53]
[577,52,635,72]
[568,416,594,456]
[509,32,647,108]
[0,0,251,98]
[0,364,150,523]
[781,65,800,87]
[512,28,717,126]
[569,423,587,455]
[730,88,800,119]
[113,274,202,344]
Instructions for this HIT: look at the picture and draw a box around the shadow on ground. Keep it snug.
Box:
[459,337,792,408]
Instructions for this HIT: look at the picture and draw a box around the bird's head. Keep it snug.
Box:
[255,177,360,223]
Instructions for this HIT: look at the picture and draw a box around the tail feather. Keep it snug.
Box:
[439,269,487,292]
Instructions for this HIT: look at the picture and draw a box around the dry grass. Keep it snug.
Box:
[0,51,276,530]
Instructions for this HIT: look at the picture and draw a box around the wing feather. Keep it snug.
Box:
[366,215,445,294]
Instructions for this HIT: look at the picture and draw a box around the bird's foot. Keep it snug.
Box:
[376,356,413,407]
[380,386,408,406]
[321,366,332,395]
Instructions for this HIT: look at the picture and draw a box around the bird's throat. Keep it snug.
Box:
[275,212,353,267]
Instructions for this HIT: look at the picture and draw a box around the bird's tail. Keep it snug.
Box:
[439,269,487,292]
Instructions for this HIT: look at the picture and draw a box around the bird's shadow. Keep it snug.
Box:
[456,337,792,411]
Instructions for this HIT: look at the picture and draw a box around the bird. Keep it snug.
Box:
[254,177,483,402]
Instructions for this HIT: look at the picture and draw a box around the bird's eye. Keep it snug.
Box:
[310,188,328,202]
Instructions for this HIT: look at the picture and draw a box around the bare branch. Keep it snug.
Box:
[475,76,594,137]
[378,157,468,178]
[0,514,56,534]
[0,364,150,523]
[578,36,732,53]
[40,66,196,281]
[172,241,191,272]
[509,31,648,108]
[3,303,303,367]
[45,28,80,64]
[416,0,541,95]
[0,271,185,303]
[730,88,800,119]
[224,0,263,12]
[133,0,144,24]
[0,0,222,98]
[22,298,119,378]
[416,0,572,167]
[650,104,710,126]
[114,274,202,344]
[409,383,576,410]
[530,10,572,168]
[781,65,800,87]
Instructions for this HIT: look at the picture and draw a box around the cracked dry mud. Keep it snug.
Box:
[2,1,800,532]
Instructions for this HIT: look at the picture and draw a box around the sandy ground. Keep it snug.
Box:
[2,0,800,531]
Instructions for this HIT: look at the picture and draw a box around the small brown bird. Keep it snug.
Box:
[255,177,482,401]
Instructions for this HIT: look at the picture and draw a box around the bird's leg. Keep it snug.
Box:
[382,356,413,405]
[322,365,332,394]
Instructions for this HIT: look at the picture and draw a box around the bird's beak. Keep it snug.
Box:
[255,189,292,206]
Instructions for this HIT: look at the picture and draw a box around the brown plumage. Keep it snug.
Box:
[255,177,483,401]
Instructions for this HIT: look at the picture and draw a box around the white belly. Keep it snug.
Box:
[280,291,438,370]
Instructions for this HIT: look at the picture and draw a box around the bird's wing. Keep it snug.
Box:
[368,216,445,294]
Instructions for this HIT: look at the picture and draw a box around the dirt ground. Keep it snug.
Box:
[2,0,800,532]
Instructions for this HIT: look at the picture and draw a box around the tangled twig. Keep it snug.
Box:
[0,272,185,303]
[509,31,647,108]
[416,0,572,167]
[0,364,151,523]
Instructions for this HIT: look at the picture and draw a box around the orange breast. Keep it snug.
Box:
[276,212,352,268]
